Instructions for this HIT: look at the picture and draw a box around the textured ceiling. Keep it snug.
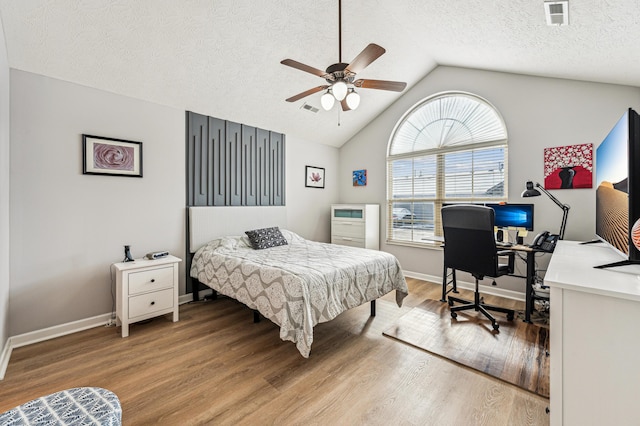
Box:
[1,0,639,148]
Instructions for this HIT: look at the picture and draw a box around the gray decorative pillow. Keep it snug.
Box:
[245,227,288,250]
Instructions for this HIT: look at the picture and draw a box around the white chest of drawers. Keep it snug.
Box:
[113,255,181,337]
[331,204,379,250]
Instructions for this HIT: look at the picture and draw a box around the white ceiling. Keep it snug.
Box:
[1,0,639,148]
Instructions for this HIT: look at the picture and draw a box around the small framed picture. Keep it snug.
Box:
[353,169,367,186]
[82,134,143,177]
[305,165,325,189]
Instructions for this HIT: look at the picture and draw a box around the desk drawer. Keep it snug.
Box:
[128,266,174,295]
[129,288,174,318]
[332,221,365,238]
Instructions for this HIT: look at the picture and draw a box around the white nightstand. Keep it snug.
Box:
[112,255,181,337]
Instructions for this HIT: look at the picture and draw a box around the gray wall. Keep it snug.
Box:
[0,15,10,354]
[339,66,640,291]
[8,70,339,337]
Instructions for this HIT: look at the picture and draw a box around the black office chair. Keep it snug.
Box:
[441,204,515,330]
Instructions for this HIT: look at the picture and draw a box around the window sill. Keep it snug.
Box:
[385,239,443,250]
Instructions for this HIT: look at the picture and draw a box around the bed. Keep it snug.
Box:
[188,206,408,358]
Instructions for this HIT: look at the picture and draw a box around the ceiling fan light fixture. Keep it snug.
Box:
[332,80,348,101]
[346,90,360,110]
[321,91,335,110]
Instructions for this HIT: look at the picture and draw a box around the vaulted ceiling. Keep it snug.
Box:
[1,0,639,148]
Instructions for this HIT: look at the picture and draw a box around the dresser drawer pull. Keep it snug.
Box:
[342,237,353,241]
[150,301,155,306]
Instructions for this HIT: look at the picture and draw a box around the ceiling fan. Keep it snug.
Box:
[281,0,407,112]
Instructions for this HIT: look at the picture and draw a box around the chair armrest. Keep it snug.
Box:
[497,250,516,273]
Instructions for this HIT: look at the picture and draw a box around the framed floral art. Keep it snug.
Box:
[305,165,324,188]
[543,143,592,189]
[82,134,143,177]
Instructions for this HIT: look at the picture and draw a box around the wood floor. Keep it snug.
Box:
[0,279,550,425]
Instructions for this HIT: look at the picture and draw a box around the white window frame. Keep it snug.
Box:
[386,91,509,247]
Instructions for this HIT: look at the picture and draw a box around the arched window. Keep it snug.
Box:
[387,92,508,245]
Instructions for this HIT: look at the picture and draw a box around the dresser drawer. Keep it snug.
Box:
[128,266,174,295]
[331,235,365,248]
[128,288,174,318]
[332,221,365,238]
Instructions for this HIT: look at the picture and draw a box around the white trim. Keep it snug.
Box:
[179,288,213,305]
[0,293,209,380]
[403,270,525,302]
[0,338,12,380]
[10,313,113,349]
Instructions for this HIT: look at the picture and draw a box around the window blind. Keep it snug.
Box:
[387,93,508,245]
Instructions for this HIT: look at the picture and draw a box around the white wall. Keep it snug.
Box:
[339,66,640,292]
[9,70,186,336]
[0,13,11,356]
[286,136,340,242]
[7,70,340,337]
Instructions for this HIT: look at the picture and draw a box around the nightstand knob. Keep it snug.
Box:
[150,301,155,306]
[150,279,155,283]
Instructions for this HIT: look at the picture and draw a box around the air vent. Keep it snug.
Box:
[301,103,320,113]
[544,1,569,26]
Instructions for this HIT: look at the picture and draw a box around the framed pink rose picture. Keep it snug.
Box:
[82,134,143,177]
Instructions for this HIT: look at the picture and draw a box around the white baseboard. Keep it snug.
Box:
[0,338,12,380]
[0,291,209,380]
[0,313,112,380]
[10,313,114,350]
[179,288,212,304]
[403,270,526,302]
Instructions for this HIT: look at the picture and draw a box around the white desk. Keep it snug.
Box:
[545,241,640,426]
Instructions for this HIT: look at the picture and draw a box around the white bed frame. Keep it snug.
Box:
[187,206,288,301]
[188,206,288,253]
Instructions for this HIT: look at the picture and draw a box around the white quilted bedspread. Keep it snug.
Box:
[190,230,408,357]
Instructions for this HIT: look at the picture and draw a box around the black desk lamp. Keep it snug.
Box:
[521,181,570,240]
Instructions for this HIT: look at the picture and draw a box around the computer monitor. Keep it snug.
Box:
[595,108,640,268]
[485,203,535,231]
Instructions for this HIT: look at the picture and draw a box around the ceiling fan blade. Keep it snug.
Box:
[281,59,328,78]
[354,79,407,92]
[345,44,386,75]
[285,86,329,103]
[340,98,351,112]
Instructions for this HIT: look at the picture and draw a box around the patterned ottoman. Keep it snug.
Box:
[0,387,121,425]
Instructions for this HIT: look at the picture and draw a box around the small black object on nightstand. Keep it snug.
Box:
[123,245,134,262]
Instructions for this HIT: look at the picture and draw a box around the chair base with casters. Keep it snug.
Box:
[448,273,515,330]
[440,204,518,331]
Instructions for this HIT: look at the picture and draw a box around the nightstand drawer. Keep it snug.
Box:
[332,221,365,238]
[331,236,365,248]
[128,266,174,295]
[129,288,174,318]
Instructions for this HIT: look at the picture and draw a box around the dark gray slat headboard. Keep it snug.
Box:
[186,111,285,208]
